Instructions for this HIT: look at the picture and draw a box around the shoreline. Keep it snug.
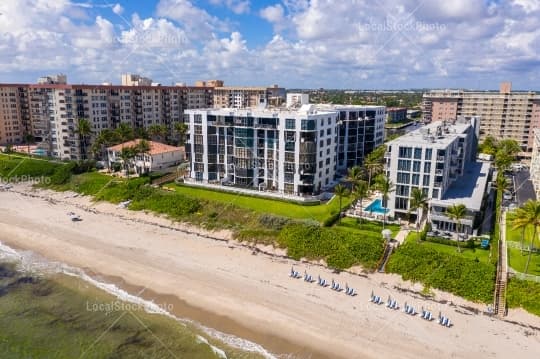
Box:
[0,185,539,358]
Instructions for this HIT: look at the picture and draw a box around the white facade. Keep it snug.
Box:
[185,105,339,196]
[107,140,184,174]
[385,117,484,234]
[316,105,386,171]
[286,93,309,108]
[530,129,540,199]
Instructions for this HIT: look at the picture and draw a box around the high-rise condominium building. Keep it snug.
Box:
[385,117,490,235]
[184,105,339,197]
[316,104,386,171]
[184,104,386,198]
[0,79,213,159]
[0,76,289,160]
[422,82,540,154]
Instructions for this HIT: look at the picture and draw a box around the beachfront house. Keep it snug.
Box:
[107,140,185,175]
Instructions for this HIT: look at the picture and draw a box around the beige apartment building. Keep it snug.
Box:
[0,75,287,160]
[423,82,540,154]
[195,80,285,109]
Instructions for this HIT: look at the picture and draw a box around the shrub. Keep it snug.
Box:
[322,212,340,227]
[507,278,540,317]
[71,160,96,174]
[277,223,384,270]
[49,163,76,185]
[386,242,495,303]
[258,214,291,230]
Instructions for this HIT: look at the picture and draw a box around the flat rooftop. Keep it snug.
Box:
[185,105,338,117]
[387,120,471,147]
[431,161,491,211]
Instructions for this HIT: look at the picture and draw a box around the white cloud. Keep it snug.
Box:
[0,0,539,89]
[260,4,284,26]
[112,3,124,15]
[209,0,250,15]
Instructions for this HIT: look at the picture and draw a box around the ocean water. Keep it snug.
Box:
[0,241,277,359]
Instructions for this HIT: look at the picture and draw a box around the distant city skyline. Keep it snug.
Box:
[1,0,539,90]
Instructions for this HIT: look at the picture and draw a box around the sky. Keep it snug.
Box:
[0,0,539,90]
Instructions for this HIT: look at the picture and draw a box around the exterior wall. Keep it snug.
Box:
[107,149,183,173]
[212,86,286,109]
[387,108,408,123]
[0,85,27,145]
[423,88,540,152]
[530,129,540,199]
[385,119,476,218]
[0,83,214,160]
[430,99,459,122]
[185,107,338,196]
[317,105,386,172]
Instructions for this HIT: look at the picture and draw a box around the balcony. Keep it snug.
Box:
[434,181,442,187]
[435,169,444,176]
[437,156,445,162]
[384,151,391,158]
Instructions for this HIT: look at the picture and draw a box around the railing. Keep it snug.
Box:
[437,156,445,161]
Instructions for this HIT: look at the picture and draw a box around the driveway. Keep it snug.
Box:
[513,168,536,206]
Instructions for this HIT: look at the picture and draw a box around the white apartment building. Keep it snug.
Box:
[385,117,490,235]
[185,105,339,197]
[530,129,540,199]
[316,105,386,171]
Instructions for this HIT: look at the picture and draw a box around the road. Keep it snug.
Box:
[513,168,536,206]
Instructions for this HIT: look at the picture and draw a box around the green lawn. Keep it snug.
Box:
[336,217,401,238]
[0,153,63,180]
[505,213,540,276]
[404,232,492,265]
[169,183,352,222]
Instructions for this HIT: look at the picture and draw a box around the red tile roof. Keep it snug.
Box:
[107,139,183,155]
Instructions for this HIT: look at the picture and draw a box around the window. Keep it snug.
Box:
[425,148,432,160]
[412,161,421,172]
[396,185,409,196]
[286,119,295,129]
[320,129,324,137]
[414,148,422,159]
[397,172,410,184]
[301,119,315,130]
[398,159,411,171]
[327,128,332,135]
[423,175,430,186]
[412,174,420,186]
[398,146,412,158]
[395,197,408,210]
[422,187,429,196]
[432,188,439,199]
[424,162,431,173]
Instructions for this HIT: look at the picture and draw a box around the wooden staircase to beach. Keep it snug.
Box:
[493,230,508,316]
[377,243,393,273]
[152,172,178,186]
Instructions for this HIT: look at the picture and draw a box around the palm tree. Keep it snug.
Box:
[353,180,369,223]
[375,174,395,228]
[119,146,136,179]
[446,204,467,253]
[174,122,188,146]
[334,184,349,223]
[409,188,429,242]
[136,139,151,174]
[76,118,92,160]
[512,200,540,274]
[148,124,168,142]
[364,157,384,189]
[115,123,135,142]
[23,132,34,157]
[347,165,363,184]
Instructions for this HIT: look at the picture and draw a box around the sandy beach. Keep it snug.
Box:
[0,184,539,359]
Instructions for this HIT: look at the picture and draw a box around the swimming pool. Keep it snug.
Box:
[364,199,389,214]
[32,149,47,156]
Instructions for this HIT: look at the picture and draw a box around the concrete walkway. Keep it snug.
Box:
[394,228,410,245]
